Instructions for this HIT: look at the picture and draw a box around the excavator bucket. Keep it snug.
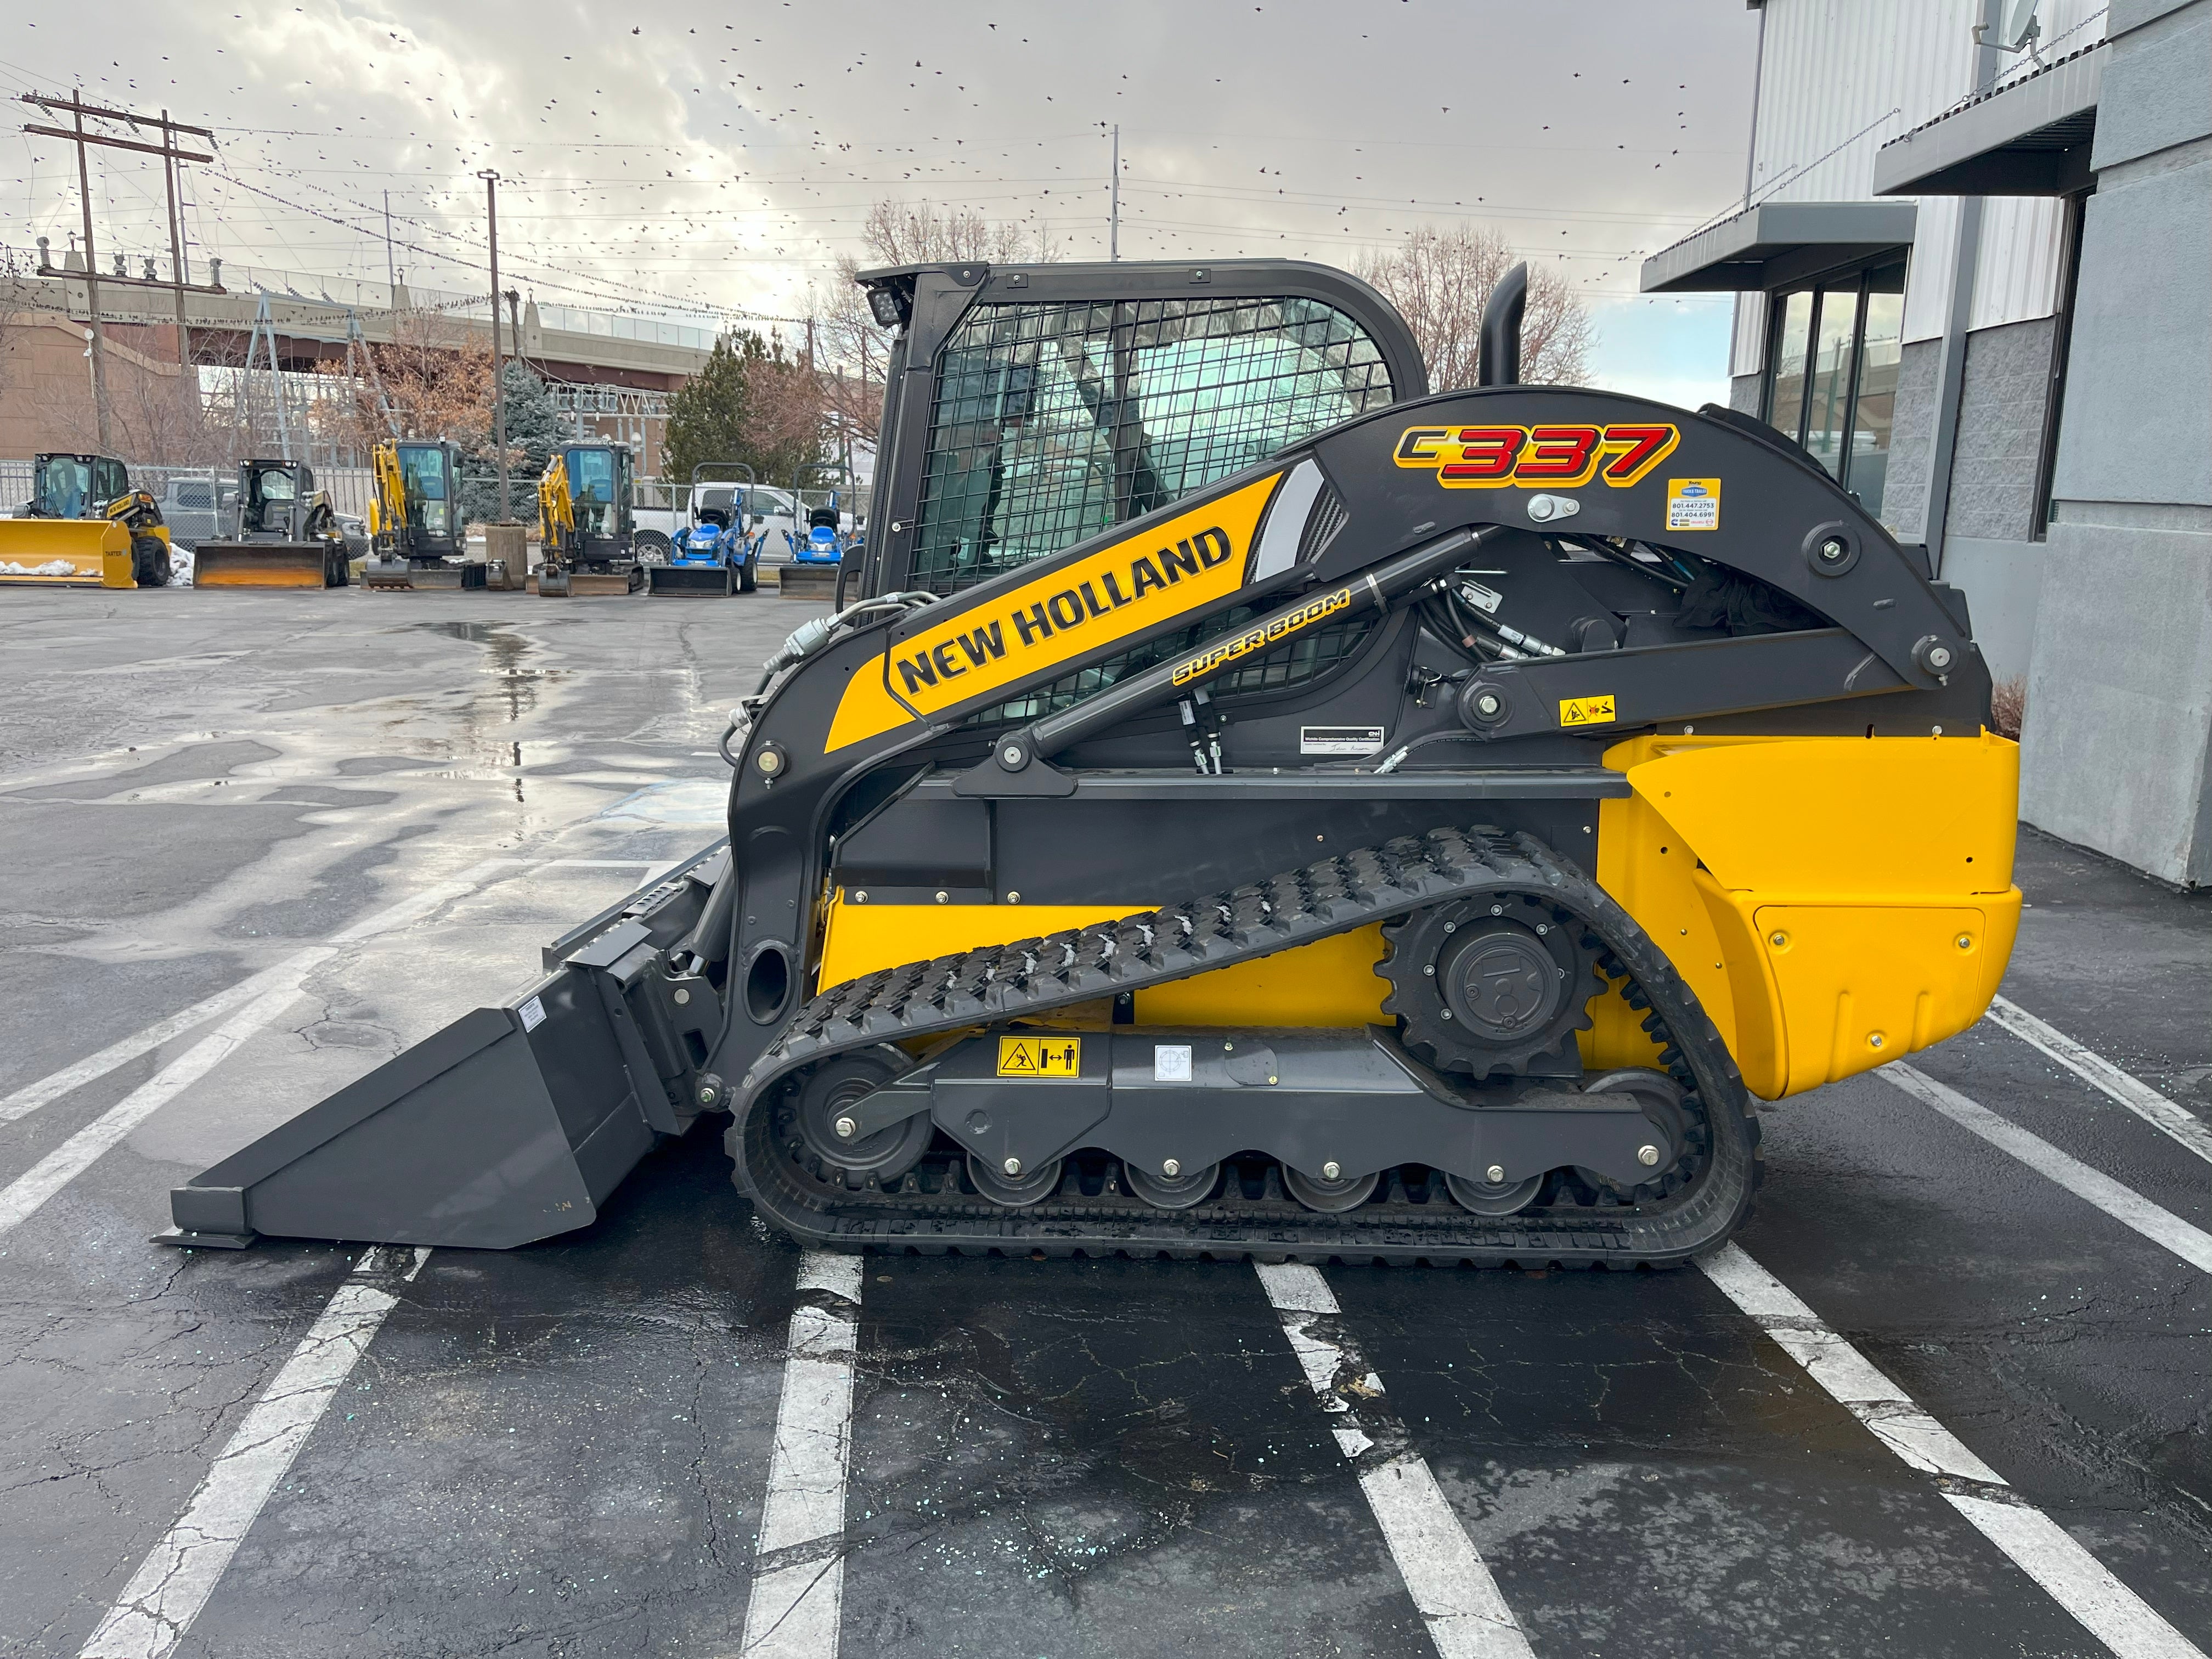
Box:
[193,540,351,589]
[647,561,736,597]
[0,518,134,588]
[163,849,725,1249]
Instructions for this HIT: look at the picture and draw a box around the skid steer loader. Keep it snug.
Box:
[0,454,171,588]
[164,259,2018,1267]
[192,460,352,589]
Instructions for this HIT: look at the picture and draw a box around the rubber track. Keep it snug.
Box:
[729,827,1760,1266]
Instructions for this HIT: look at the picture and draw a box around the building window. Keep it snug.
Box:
[1761,261,1906,518]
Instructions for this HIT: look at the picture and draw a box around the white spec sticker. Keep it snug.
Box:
[517,995,548,1032]
[1300,725,1386,756]
[1153,1043,1194,1082]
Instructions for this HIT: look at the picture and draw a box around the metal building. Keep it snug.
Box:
[1642,0,2210,885]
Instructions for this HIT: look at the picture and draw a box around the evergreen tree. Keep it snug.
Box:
[458,360,565,523]
[664,333,763,488]
[666,330,828,495]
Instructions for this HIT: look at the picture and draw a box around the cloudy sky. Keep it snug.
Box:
[4,0,1760,403]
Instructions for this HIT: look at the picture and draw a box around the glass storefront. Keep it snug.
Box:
[1762,262,1906,520]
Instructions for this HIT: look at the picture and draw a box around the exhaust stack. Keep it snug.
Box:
[1476,261,1529,387]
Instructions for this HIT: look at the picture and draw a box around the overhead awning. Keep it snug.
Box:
[1639,201,1917,295]
[1874,41,2104,196]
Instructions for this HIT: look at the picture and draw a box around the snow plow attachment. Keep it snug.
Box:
[193,539,351,589]
[160,848,726,1250]
[0,518,137,588]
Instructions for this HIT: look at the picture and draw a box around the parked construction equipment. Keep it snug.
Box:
[650,463,763,597]
[776,464,849,600]
[536,443,644,596]
[166,258,2019,1269]
[362,440,479,591]
[0,454,171,588]
[191,461,351,589]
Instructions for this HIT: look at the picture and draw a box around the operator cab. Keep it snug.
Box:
[31,454,129,520]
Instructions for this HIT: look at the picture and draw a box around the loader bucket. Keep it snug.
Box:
[647,562,735,597]
[163,848,727,1250]
[193,540,350,589]
[535,566,642,597]
[776,563,838,601]
[0,518,133,588]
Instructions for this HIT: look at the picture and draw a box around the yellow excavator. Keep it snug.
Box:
[363,438,480,590]
[535,443,644,596]
[0,454,172,588]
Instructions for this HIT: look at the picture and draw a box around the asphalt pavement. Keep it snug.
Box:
[0,585,2204,1659]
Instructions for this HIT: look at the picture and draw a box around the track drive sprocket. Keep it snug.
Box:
[1376,893,1605,1078]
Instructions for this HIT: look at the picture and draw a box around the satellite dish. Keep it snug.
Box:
[1976,1,2042,56]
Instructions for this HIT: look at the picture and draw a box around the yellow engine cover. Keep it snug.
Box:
[1595,732,2020,1099]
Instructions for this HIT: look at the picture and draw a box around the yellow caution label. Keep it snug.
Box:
[1559,693,1618,729]
[996,1036,1082,1077]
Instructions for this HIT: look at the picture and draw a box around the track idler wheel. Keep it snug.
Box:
[1283,1164,1380,1212]
[1444,1169,1544,1216]
[787,1049,931,1189]
[1379,894,1604,1078]
[1124,1159,1221,1210]
[966,1153,1063,1206]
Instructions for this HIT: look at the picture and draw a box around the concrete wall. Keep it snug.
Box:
[1883,337,1943,542]
[1949,315,2058,542]
[1728,373,1761,415]
[2021,0,2212,885]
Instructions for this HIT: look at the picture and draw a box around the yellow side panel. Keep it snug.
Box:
[816,895,1147,990]
[816,898,1389,1028]
[1598,732,2023,1101]
[1134,924,1389,1027]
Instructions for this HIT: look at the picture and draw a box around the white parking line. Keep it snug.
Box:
[1987,996,2212,1169]
[1254,1262,1533,1659]
[1702,1244,2205,1659]
[0,858,523,1126]
[77,1245,431,1659]
[1882,1063,2212,1275]
[0,961,328,1242]
[740,1252,865,1659]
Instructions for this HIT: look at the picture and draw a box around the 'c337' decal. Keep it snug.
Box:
[1169,585,1352,687]
[1392,422,1679,489]
[825,472,1286,753]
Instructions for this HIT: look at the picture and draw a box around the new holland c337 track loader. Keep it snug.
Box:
[165,258,2019,1267]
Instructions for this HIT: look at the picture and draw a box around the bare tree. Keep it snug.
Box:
[323,309,495,453]
[814,201,1063,443]
[1357,225,1593,390]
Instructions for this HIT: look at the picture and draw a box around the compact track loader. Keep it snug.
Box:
[166,259,2018,1268]
[193,460,351,589]
[0,454,171,588]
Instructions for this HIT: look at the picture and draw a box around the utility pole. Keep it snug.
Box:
[1109,124,1120,261]
[161,109,191,427]
[69,97,109,450]
[20,93,218,455]
[383,189,397,294]
[480,169,509,522]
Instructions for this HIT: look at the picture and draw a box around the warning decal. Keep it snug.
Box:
[1665,478,1721,532]
[1558,693,1618,729]
[997,1036,1082,1077]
